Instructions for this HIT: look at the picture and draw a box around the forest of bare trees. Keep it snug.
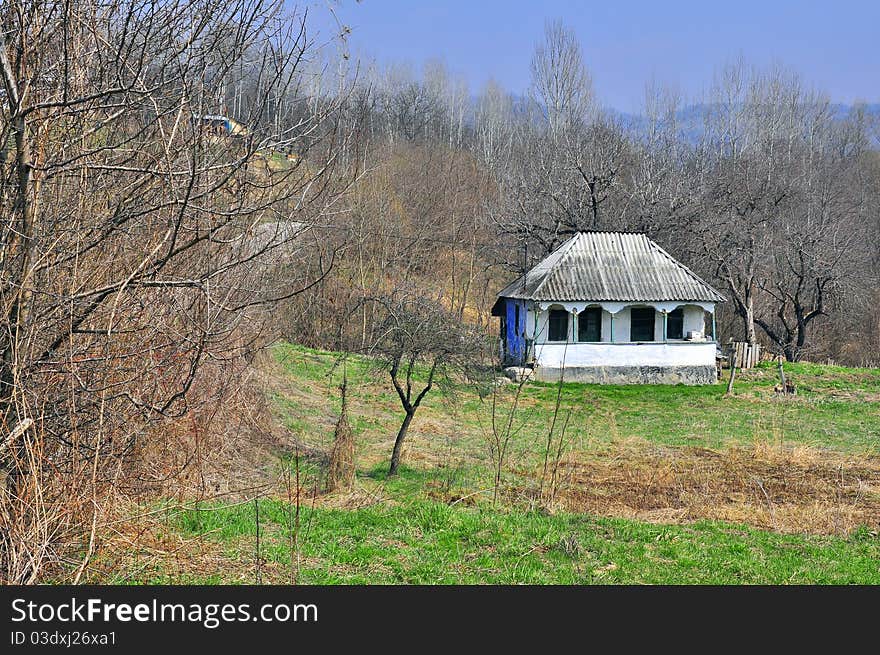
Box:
[0,0,358,583]
[299,20,879,367]
[1,4,877,582]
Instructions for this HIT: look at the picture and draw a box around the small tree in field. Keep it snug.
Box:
[369,293,484,476]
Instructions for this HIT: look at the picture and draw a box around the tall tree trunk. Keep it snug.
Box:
[0,34,39,580]
[722,271,757,346]
[743,287,757,345]
[388,410,415,476]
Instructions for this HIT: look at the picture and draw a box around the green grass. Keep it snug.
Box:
[126,495,880,584]
[270,342,880,464]
[110,342,880,585]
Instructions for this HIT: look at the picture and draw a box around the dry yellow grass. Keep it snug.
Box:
[551,439,880,535]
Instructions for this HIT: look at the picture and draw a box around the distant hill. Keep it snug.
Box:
[609,102,880,145]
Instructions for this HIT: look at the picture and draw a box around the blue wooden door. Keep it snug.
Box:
[505,299,526,364]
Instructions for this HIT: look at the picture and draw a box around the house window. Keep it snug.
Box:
[515,304,520,335]
[577,308,602,342]
[667,307,684,340]
[630,307,655,341]
[548,309,569,342]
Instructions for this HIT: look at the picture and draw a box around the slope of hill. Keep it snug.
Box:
[89,343,880,584]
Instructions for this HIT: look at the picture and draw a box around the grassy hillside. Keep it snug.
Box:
[273,343,880,453]
[96,343,880,584]
[118,498,878,584]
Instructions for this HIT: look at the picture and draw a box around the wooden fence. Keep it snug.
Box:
[730,341,762,369]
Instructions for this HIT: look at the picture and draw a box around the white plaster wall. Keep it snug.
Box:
[534,342,716,367]
[601,311,612,343]
[574,307,615,343]
[683,305,705,336]
[653,310,664,341]
[525,302,537,340]
[613,308,631,342]
[533,304,574,343]
[532,306,550,343]
[610,306,661,342]
[533,307,624,344]
[531,303,714,345]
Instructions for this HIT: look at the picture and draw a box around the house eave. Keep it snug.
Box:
[494,294,724,305]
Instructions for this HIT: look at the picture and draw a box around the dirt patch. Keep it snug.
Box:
[822,390,880,402]
[551,441,880,536]
[747,385,880,402]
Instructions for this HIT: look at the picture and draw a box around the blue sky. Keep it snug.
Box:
[303,0,879,112]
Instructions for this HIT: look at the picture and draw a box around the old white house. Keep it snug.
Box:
[491,232,725,384]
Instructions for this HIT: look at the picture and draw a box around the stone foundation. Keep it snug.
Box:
[533,365,718,385]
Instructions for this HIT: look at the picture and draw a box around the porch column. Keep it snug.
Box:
[609,312,614,343]
[662,310,668,342]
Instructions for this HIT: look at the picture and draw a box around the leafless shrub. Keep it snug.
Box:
[326,375,356,492]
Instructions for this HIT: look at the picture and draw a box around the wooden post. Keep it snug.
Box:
[726,348,738,396]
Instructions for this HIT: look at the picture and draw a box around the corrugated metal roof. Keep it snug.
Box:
[497,232,725,303]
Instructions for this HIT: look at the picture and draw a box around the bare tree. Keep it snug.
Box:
[562,113,631,229]
[690,63,801,345]
[494,20,631,260]
[754,107,872,360]
[367,292,484,476]
[530,19,594,136]
[0,0,356,583]
[473,79,514,172]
